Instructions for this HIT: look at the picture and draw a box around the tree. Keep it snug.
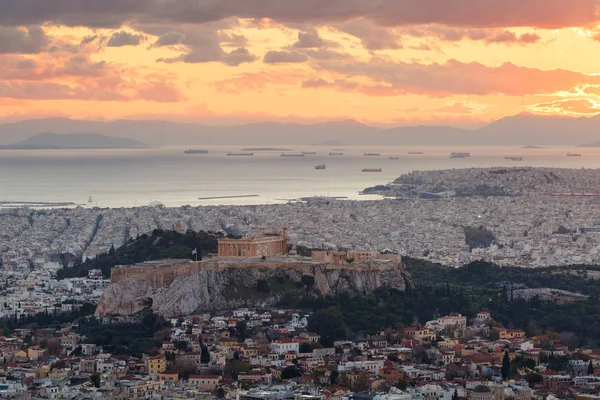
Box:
[330,370,339,385]
[299,342,311,353]
[256,279,270,293]
[307,306,345,347]
[501,350,511,380]
[216,388,226,399]
[281,366,302,380]
[201,345,210,364]
[174,341,189,352]
[90,373,101,388]
[452,389,459,400]
[236,320,249,341]
[588,360,595,375]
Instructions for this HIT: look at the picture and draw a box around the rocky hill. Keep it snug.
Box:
[96,258,410,318]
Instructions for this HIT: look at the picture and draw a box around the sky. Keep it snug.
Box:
[2,0,600,127]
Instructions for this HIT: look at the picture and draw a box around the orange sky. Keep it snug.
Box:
[1,0,600,127]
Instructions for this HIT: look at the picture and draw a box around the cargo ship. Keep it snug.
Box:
[303,151,317,155]
[227,152,254,156]
[389,156,399,160]
[362,168,382,172]
[281,153,305,157]
[329,152,344,156]
[408,152,424,155]
[315,164,326,170]
[184,149,208,154]
[504,156,523,161]
[450,152,470,158]
[567,153,582,157]
[364,153,381,156]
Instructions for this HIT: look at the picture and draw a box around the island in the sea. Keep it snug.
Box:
[0,133,149,149]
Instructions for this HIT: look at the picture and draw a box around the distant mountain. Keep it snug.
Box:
[3,133,149,149]
[1,114,600,146]
[578,140,600,147]
[478,113,600,145]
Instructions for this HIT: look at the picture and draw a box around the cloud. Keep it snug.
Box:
[264,50,309,64]
[0,26,49,54]
[527,98,600,115]
[214,69,310,93]
[292,29,334,49]
[401,25,541,45]
[434,102,477,114]
[309,58,600,97]
[0,0,596,30]
[336,19,403,50]
[107,31,146,47]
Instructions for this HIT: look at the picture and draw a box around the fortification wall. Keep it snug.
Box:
[110,258,403,288]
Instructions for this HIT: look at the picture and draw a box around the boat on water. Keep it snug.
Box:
[315,164,326,170]
[567,153,582,157]
[450,152,470,159]
[362,168,382,172]
[227,152,254,156]
[303,151,317,155]
[281,153,305,157]
[408,151,424,155]
[184,149,208,154]
[88,195,93,203]
[364,153,381,156]
[329,152,343,156]
[389,156,399,160]
[505,156,523,161]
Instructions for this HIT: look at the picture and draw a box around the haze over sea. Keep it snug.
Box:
[1,145,598,208]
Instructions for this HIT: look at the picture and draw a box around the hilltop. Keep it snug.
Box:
[2,132,149,149]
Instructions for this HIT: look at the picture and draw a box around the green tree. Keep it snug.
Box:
[90,373,101,388]
[501,350,511,380]
[452,389,459,400]
[236,320,249,341]
[281,366,302,380]
[307,306,345,347]
[174,341,189,352]
[330,370,339,385]
[201,345,210,364]
[588,360,595,375]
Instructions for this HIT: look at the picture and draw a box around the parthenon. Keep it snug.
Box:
[217,235,286,258]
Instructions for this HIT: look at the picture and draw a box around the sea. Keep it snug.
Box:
[0,145,598,208]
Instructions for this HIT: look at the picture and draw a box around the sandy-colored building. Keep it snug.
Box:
[218,236,286,258]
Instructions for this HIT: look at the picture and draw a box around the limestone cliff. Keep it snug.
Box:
[96,258,411,318]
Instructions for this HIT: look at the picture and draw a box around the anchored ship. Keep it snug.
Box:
[227,152,254,156]
[303,151,317,155]
[184,149,208,154]
[450,152,470,159]
[567,153,582,157]
[281,153,305,157]
[329,152,343,156]
[364,153,381,156]
[505,156,523,161]
[408,152,424,155]
[362,168,382,172]
[389,156,399,160]
[315,164,326,170]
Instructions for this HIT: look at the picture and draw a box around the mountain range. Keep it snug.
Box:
[0,113,599,147]
[1,133,148,149]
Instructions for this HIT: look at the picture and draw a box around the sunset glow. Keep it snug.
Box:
[2,0,600,126]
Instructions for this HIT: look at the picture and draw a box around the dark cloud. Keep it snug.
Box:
[107,31,146,47]
[293,30,326,48]
[263,50,309,64]
[0,0,596,29]
[0,26,49,54]
[336,19,403,50]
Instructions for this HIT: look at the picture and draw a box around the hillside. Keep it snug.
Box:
[3,132,149,149]
[56,229,223,279]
